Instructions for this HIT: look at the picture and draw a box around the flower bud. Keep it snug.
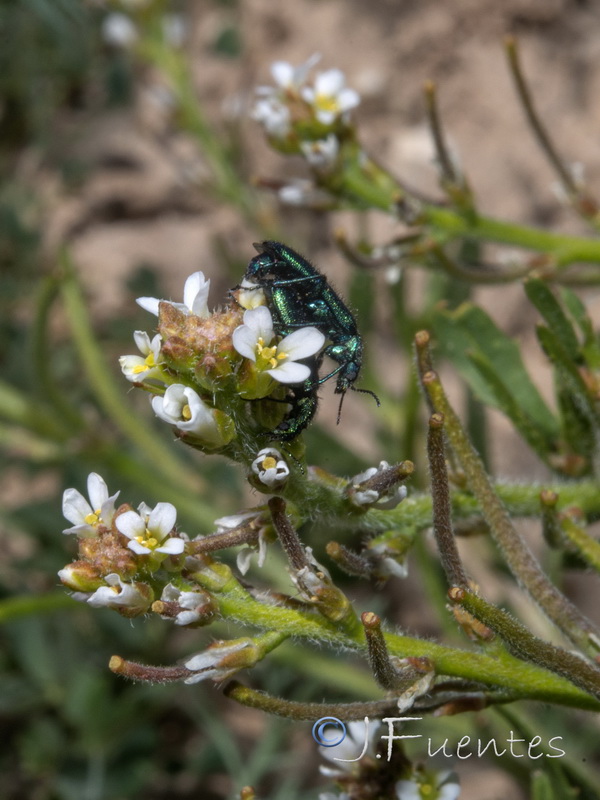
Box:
[58,561,104,593]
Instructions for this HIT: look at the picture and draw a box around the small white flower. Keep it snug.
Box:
[396,770,460,800]
[370,546,409,579]
[116,502,184,556]
[265,53,321,92]
[252,97,291,138]
[160,583,210,626]
[211,511,269,576]
[87,573,152,614]
[278,180,333,208]
[302,69,360,125]
[235,533,268,575]
[349,461,408,509]
[102,13,138,48]
[151,385,223,445]
[232,306,325,384]
[137,271,211,318]
[62,473,119,537]
[120,331,164,383]
[213,510,262,532]
[291,546,335,600]
[251,447,289,488]
[320,719,380,779]
[300,134,339,169]
[184,639,255,684]
[236,278,267,310]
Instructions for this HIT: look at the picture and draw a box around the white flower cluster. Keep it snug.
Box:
[252,54,360,149]
[123,270,325,445]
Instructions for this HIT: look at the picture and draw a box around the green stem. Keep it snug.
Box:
[194,569,600,712]
[421,206,600,266]
[561,516,600,572]
[420,368,600,655]
[453,588,600,700]
[31,275,85,432]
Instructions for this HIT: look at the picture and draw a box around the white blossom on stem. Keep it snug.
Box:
[302,69,360,125]
[120,331,164,383]
[251,447,290,488]
[62,473,119,537]
[151,384,224,445]
[116,502,184,556]
[137,271,211,318]
[232,306,324,384]
[87,573,152,614]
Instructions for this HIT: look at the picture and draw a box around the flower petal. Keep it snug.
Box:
[136,296,160,315]
[278,326,325,360]
[115,510,146,539]
[267,361,311,384]
[133,330,152,355]
[183,272,210,317]
[156,537,185,555]
[127,539,152,555]
[244,306,274,341]
[232,325,259,361]
[62,488,92,526]
[148,502,177,539]
[87,473,109,512]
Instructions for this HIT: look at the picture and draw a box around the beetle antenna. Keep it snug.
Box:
[351,386,381,407]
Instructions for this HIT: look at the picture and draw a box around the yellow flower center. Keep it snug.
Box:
[136,534,159,550]
[261,456,277,470]
[182,403,192,421]
[256,337,288,370]
[84,509,101,526]
[315,94,339,114]
[132,353,156,375]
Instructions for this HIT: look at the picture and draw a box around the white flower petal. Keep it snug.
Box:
[236,548,254,575]
[148,502,177,540]
[62,523,94,537]
[87,473,109,512]
[115,510,146,540]
[136,296,161,315]
[338,87,360,113]
[127,539,152,555]
[278,326,325,360]
[395,781,421,800]
[183,272,210,317]
[271,61,294,87]
[438,783,461,800]
[156,538,185,555]
[62,489,92,526]
[316,69,345,96]
[232,325,259,361]
[244,306,275,341]
[267,360,311,383]
[133,330,152,355]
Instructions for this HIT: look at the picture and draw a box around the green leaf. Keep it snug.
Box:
[525,279,580,361]
[466,350,555,459]
[560,287,600,370]
[431,303,559,439]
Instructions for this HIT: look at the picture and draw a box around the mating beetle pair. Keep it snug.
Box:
[243,240,380,440]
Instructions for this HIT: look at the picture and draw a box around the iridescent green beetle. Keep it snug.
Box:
[244,241,380,438]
